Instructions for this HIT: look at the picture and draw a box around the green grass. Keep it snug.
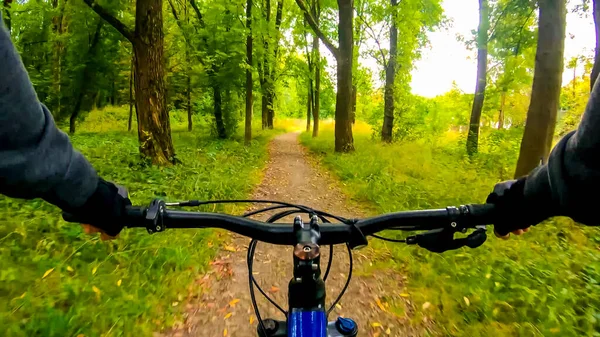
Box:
[301,125,600,337]
[0,107,279,337]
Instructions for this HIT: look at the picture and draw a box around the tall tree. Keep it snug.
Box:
[514,0,566,177]
[592,0,600,89]
[466,0,489,156]
[311,0,320,137]
[381,0,398,142]
[69,20,103,134]
[245,0,253,145]
[296,0,354,152]
[84,0,175,165]
[260,0,272,129]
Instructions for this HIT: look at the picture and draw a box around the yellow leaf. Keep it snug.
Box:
[224,245,236,252]
[463,297,470,306]
[371,322,382,328]
[67,266,74,272]
[92,266,98,275]
[229,299,240,307]
[550,328,560,333]
[117,279,122,287]
[385,327,391,335]
[335,303,342,309]
[92,286,100,294]
[422,302,431,310]
[375,298,386,312]
[224,312,233,320]
[399,293,410,297]
[77,334,85,337]
[250,315,255,325]
[172,302,179,307]
[485,273,491,279]
[223,328,228,336]
[19,292,27,299]
[42,268,54,279]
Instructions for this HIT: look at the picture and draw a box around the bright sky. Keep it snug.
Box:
[410,0,596,97]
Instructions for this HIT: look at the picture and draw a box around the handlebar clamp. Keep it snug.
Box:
[145,199,166,234]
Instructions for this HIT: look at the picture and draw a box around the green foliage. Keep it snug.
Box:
[301,124,600,336]
[0,108,276,337]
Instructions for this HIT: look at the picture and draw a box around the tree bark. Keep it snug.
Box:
[245,0,253,145]
[307,80,313,132]
[52,0,67,117]
[128,55,134,132]
[592,0,600,90]
[69,21,103,134]
[260,0,271,130]
[498,90,506,130]
[334,0,354,152]
[187,69,192,131]
[381,0,397,142]
[84,0,174,165]
[265,0,283,129]
[466,0,489,156]
[133,0,175,165]
[213,84,226,138]
[311,0,320,137]
[514,0,566,178]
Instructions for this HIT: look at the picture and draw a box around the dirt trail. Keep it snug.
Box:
[162,133,423,337]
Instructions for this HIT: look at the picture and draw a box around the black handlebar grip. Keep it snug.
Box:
[62,212,86,223]
[62,206,147,227]
[466,204,497,225]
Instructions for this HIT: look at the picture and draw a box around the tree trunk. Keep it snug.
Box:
[592,0,600,90]
[261,0,271,130]
[128,55,135,132]
[265,0,283,129]
[312,0,320,138]
[466,0,489,156]
[381,0,398,142]
[245,0,253,145]
[262,95,268,129]
[52,0,67,117]
[498,90,506,130]
[334,0,354,152]
[307,80,313,132]
[213,84,226,138]
[187,71,192,131]
[70,21,103,134]
[514,0,566,178]
[133,0,175,165]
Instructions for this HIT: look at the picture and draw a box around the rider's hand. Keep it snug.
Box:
[81,224,118,241]
[486,178,550,239]
[62,179,131,237]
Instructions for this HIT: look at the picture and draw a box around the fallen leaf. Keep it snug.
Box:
[92,286,101,299]
[336,303,342,310]
[373,332,381,337]
[229,299,240,307]
[422,302,431,310]
[269,286,280,293]
[399,293,410,297]
[485,273,491,279]
[42,268,54,279]
[549,328,560,333]
[223,328,228,336]
[224,245,236,252]
[224,313,232,319]
[371,322,382,328]
[385,327,391,335]
[19,292,26,299]
[375,298,386,312]
[463,297,470,306]
[117,279,122,287]
[67,266,74,272]
[250,315,255,325]
[92,266,98,275]
[172,302,179,307]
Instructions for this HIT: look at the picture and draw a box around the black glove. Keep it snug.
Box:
[62,178,131,236]
[486,178,550,237]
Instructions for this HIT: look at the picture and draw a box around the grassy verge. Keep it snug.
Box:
[301,124,600,337]
[0,107,281,337]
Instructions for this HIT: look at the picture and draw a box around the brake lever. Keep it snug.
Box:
[406,227,487,253]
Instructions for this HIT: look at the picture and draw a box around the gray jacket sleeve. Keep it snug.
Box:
[0,20,98,210]
[524,76,600,225]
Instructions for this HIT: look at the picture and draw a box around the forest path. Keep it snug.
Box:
[161,133,424,337]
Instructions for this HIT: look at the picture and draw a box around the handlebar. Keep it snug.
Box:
[64,201,496,248]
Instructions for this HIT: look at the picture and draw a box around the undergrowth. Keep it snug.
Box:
[301,125,600,337]
[0,107,279,337]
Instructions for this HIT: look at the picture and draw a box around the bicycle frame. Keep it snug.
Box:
[258,216,358,337]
